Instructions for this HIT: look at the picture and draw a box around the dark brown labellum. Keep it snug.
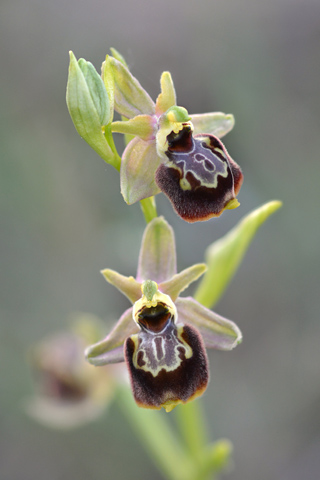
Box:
[155,127,243,222]
[125,320,209,410]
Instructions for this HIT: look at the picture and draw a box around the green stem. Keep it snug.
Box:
[140,196,158,223]
[175,400,208,460]
[117,385,195,480]
[175,401,216,480]
[104,125,122,172]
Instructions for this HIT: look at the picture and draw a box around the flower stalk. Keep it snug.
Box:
[65,47,283,480]
[140,196,158,223]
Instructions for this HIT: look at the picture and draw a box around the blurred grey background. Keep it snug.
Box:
[1,0,320,479]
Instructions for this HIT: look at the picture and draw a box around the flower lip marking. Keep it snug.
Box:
[126,321,208,411]
[155,128,243,222]
[127,280,209,411]
[165,125,229,191]
[130,318,193,378]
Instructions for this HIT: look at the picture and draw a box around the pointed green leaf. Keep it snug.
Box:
[101,269,141,304]
[190,112,235,138]
[111,115,154,141]
[195,200,283,308]
[176,297,242,350]
[160,264,207,301]
[137,216,177,284]
[66,52,117,167]
[109,56,155,118]
[155,71,177,115]
[120,137,161,204]
[85,308,138,365]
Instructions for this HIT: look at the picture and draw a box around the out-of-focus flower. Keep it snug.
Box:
[25,314,123,429]
[106,54,243,222]
[86,217,242,412]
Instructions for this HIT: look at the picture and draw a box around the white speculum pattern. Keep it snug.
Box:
[166,137,229,191]
[131,321,193,377]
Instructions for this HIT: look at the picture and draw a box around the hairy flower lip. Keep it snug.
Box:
[155,129,243,223]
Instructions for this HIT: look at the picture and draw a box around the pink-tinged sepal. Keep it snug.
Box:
[85,308,139,365]
[190,112,235,138]
[176,297,242,350]
[121,137,161,204]
[155,126,243,222]
[136,216,177,284]
[125,321,209,412]
[108,56,155,119]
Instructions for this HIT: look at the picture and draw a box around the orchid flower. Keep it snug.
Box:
[85,217,242,412]
[25,315,120,428]
[67,50,243,222]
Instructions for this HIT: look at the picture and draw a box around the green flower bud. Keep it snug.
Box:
[66,52,119,169]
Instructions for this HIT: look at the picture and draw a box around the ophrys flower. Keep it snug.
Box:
[85,217,242,412]
[107,54,243,222]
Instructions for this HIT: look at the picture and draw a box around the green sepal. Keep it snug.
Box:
[155,71,177,115]
[85,308,139,365]
[176,297,242,350]
[160,264,207,302]
[101,55,115,123]
[136,216,177,284]
[195,200,283,308]
[111,115,154,141]
[100,269,141,304]
[110,47,128,67]
[109,56,155,119]
[120,137,161,204]
[190,112,235,138]
[66,52,117,167]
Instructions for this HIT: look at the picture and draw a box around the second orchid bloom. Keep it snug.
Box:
[85,217,242,412]
[67,50,243,222]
